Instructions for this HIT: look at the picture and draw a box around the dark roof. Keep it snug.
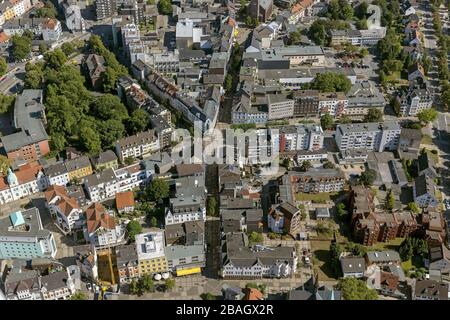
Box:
[175,164,204,177]
[288,289,314,300]
[116,244,138,266]
[340,256,366,274]
[414,280,448,300]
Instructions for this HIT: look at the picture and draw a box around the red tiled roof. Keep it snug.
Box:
[115,191,135,211]
[243,288,264,300]
[86,203,116,234]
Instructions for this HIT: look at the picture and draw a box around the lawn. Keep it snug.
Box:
[296,192,335,203]
[311,240,342,281]
[365,238,405,251]
[401,256,424,273]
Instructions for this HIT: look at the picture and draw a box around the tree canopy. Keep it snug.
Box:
[359,169,377,186]
[363,108,383,123]
[126,220,143,241]
[311,72,352,93]
[417,108,438,124]
[158,0,172,15]
[320,113,334,130]
[11,34,32,61]
[146,178,170,202]
[337,277,378,300]
[0,155,11,175]
[0,57,7,76]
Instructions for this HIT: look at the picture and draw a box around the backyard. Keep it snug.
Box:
[296,192,337,203]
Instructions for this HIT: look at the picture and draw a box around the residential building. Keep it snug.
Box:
[365,251,401,267]
[115,130,160,163]
[268,202,300,235]
[43,163,69,188]
[115,191,135,214]
[249,0,273,23]
[340,256,366,278]
[413,174,439,208]
[329,27,386,46]
[40,269,75,300]
[346,81,386,119]
[0,208,57,259]
[286,169,346,194]
[292,90,320,117]
[408,63,426,83]
[397,87,433,117]
[149,113,173,149]
[41,18,62,42]
[165,221,205,246]
[397,128,422,154]
[84,203,125,247]
[221,232,297,279]
[220,209,263,234]
[318,92,348,117]
[0,163,46,206]
[165,176,207,226]
[414,280,448,300]
[417,152,437,179]
[116,244,139,284]
[335,121,401,152]
[91,150,119,171]
[84,54,106,91]
[44,185,83,234]
[95,0,116,19]
[267,94,294,120]
[3,268,42,300]
[0,90,49,163]
[75,245,98,281]
[62,2,85,32]
[274,125,324,152]
[65,156,93,181]
[83,168,119,203]
[136,231,168,276]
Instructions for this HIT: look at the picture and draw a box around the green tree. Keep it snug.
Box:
[339,115,352,124]
[140,274,155,292]
[329,241,342,275]
[308,20,328,46]
[124,156,135,166]
[0,57,7,76]
[158,0,172,15]
[385,189,395,211]
[417,108,438,124]
[146,178,170,202]
[0,155,11,175]
[355,18,368,30]
[311,72,352,93]
[300,160,312,172]
[50,132,67,152]
[98,119,125,149]
[399,237,414,261]
[165,278,175,291]
[207,196,217,216]
[337,277,378,300]
[44,49,67,70]
[24,62,44,89]
[130,279,140,295]
[248,231,263,243]
[150,216,158,227]
[359,169,377,186]
[126,109,149,135]
[126,220,143,241]
[224,74,233,91]
[0,94,15,114]
[363,108,383,123]
[289,30,302,45]
[39,43,49,54]
[79,126,102,154]
[200,292,216,300]
[70,292,87,300]
[407,202,420,214]
[61,42,76,57]
[320,113,334,130]
[11,34,31,61]
[336,202,348,220]
[36,1,57,18]
[90,94,129,121]
[323,161,336,169]
[101,66,118,93]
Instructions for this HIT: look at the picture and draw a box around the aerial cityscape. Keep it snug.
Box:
[0,0,448,303]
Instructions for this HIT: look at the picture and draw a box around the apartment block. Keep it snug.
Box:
[136,231,168,276]
[335,121,401,152]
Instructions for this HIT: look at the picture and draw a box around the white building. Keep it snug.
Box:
[44,185,83,234]
[221,233,297,279]
[165,176,207,226]
[0,209,57,259]
[318,92,348,117]
[43,163,70,188]
[413,174,439,208]
[64,4,85,32]
[397,88,433,117]
[335,121,401,152]
[42,18,62,42]
[273,124,324,152]
[267,94,294,120]
[83,168,119,203]
[0,166,46,206]
[84,203,126,248]
[115,130,160,163]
